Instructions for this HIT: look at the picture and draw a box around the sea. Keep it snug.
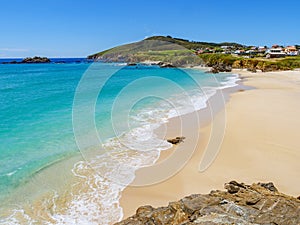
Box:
[0,58,239,224]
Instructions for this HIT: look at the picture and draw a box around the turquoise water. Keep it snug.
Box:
[0,63,88,196]
[0,62,238,223]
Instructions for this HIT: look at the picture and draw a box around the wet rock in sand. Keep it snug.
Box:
[167,137,185,145]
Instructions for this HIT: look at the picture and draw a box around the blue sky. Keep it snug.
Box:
[1,0,299,58]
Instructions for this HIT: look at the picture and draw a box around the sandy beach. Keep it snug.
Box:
[120,69,300,218]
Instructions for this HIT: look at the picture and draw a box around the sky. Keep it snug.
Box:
[1,0,299,58]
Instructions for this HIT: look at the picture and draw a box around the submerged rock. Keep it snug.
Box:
[115,181,300,225]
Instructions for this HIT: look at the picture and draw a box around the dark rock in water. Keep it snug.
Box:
[127,63,137,66]
[210,66,220,73]
[167,137,185,145]
[2,57,51,64]
[158,62,175,68]
[115,181,300,225]
[21,56,51,63]
[2,60,18,64]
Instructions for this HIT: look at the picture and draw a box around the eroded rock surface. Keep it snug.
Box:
[115,181,300,225]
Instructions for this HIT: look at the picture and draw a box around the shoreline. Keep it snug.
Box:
[119,71,244,218]
[119,69,300,219]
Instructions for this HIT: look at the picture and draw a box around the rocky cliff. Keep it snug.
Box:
[115,181,300,225]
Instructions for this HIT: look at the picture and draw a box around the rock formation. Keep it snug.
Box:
[209,63,232,73]
[158,62,175,68]
[21,56,51,63]
[115,181,300,225]
[2,56,51,64]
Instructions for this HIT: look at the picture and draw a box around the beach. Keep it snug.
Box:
[120,69,300,218]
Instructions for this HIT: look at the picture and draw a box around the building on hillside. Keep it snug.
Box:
[266,47,286,58]
[258,46,267,53]
[233,50,245,55]
[285,46,298,56]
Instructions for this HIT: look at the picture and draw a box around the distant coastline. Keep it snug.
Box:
[87,36,300,73]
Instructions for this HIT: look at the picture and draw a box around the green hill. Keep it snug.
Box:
[87,36,244,66]
[145,36,244,50]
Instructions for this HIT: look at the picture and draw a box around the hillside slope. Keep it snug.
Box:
[87,36,244,67]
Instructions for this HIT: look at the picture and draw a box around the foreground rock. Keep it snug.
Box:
[115,181,300,225]
[167,136,185,145]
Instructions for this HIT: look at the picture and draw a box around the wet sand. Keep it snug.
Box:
[120,69,300,218]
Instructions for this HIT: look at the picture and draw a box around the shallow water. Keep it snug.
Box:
[0,62,239,224]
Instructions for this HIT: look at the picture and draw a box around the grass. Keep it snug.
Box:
[198,54,242,66]
[197,54,300,71]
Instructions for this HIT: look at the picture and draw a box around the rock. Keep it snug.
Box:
[158,62,175,68]
[209,63,232,73]
[2,60,18,64]
[127,63,137,66]
[258,182,278,192]
[224,183,240,194]
[210,66,219,73]
[21,56,51,63]
[115,181,300,225]
[2,57,51,64]
[136,205,153,218]
[167,137,185,145]
[246,196,261,205]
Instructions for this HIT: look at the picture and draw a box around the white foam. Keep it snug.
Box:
[5,170,18,177]
[0,209,37,225]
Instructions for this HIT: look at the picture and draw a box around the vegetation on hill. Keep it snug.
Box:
[145,36,244,50]
[87,36,244,66]
[88,36,300,71]
[198,54,300,72]
[87,37,206,66]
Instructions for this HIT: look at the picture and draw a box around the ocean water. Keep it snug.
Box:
[0,61,239,224]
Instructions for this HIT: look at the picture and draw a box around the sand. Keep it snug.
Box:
[120,69,300,218]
